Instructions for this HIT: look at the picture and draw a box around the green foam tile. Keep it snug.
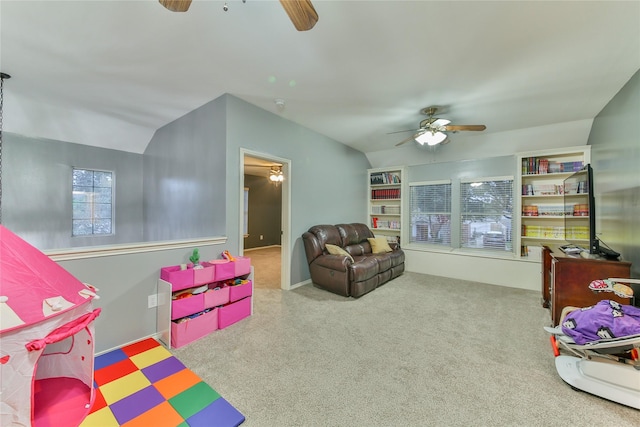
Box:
[168,381,221,420]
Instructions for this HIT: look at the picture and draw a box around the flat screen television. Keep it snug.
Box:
[563,164,598,254]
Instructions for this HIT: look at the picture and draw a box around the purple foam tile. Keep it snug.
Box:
[141,356,186,383]
[94,348,128,371]
[109,385,165,424]
[186,397,245,427]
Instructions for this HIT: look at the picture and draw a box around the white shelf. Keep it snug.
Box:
[516,146,590,257]
[368,166,405,244]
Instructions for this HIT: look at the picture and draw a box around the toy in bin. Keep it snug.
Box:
[222,250,236,261]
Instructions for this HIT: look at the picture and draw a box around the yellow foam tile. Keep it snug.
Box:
[129,345,172,370]
[99,370,151,405]
[79,406,119,427]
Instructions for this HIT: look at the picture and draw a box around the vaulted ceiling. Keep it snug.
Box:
[2,1,639,155]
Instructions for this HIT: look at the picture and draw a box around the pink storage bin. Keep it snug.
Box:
[229,281,253,302]
[204,285,230,308]
[218,296,251,329]
[210,260,235,281]
[193,263,216,285]
[171,293,205,320]
[171,308,218,348]
[160,265,194,291]
[233,256,251,276]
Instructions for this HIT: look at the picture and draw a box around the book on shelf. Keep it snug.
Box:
[371,188,401,199]
[521,157,583,175]
[370,172,401,185]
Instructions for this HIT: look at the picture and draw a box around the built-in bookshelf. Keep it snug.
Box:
[516,147,591,259]
[368,167,404,244]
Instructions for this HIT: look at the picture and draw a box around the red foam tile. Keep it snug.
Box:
[121,338,161,357]
[89,387,107,414]
[94,358,139,386]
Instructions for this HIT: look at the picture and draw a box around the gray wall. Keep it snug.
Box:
[223,95,372,284]
[587,68,640,277]
[143,97,227,241]
[244,174,282,249]
[3,133,143,249]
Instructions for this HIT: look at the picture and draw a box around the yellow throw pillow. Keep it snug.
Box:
[325,244,354,262]
[368,237,393,254]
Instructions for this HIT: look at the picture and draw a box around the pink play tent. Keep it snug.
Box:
[0,225,101,427]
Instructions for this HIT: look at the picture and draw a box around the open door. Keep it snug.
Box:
[241,150,291,290]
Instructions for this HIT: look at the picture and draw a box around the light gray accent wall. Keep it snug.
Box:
[3,133,143,249]
[224,95,372,284]
[244,174,282,249]
[587,68,640,277]
[142,97,227,241]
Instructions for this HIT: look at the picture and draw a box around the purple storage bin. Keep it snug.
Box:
[218,296,251,329]
[160,265,194,291]
[171,293,205,320]
[204,285,230,308]
[229,281,253,302]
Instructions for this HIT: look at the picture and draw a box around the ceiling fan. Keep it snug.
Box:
[393,106,486,147]
[158,0,319,31]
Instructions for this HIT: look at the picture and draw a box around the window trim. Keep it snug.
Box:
[459,175,514,254]
[409,179,452,247]
[72,167,115,237]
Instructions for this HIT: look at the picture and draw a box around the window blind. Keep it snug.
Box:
[459,176,513,252]
[409,180,452,246]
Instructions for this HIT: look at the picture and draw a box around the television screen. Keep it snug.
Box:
[563,164,597,254]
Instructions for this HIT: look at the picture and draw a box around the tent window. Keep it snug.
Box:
[72,168,113,236]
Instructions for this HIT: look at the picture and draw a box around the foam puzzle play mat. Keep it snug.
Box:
[80,338,244,427]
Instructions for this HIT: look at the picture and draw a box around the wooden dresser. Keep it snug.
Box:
[541,245,632,326]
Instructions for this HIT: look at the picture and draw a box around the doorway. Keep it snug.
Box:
[240,149,291,290]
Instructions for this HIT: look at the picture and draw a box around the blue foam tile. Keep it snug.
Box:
[142,356,186,383]
[186,397,245,427]
[94,348,128,370]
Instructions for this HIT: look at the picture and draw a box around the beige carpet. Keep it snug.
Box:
[172,272,639,426]
[244,246,281,290]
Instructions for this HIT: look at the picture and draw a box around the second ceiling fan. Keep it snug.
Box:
[158,0,319,31]
[393,106,486,147]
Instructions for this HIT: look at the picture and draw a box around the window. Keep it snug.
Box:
[409,180,452,246]
[72,168,113,236]
[460,176,513,252]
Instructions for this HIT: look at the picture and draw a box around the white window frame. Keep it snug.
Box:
[459,175,513,253]
[409,180,452,247]
[72,168,114,237]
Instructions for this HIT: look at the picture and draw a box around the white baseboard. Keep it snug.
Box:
[95,332,161,356]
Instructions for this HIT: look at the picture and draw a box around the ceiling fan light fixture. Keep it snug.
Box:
[415,131,447,146]
[269,168,284,183]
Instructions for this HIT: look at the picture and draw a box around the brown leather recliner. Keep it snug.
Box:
[302,223,405,297]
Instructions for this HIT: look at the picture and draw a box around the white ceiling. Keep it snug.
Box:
[1,1,639,155]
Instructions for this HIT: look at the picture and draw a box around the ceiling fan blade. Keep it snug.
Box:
[279,0,319,31]
[443,125,486,132]
[158,0,192,12]
[395,135,417,147]
[387,128,419,135]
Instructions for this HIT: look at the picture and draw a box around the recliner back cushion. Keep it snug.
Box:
[336,223,374,256]
[308,224,342,248]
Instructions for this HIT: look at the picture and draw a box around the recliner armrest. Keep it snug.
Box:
[312,254,350,272]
